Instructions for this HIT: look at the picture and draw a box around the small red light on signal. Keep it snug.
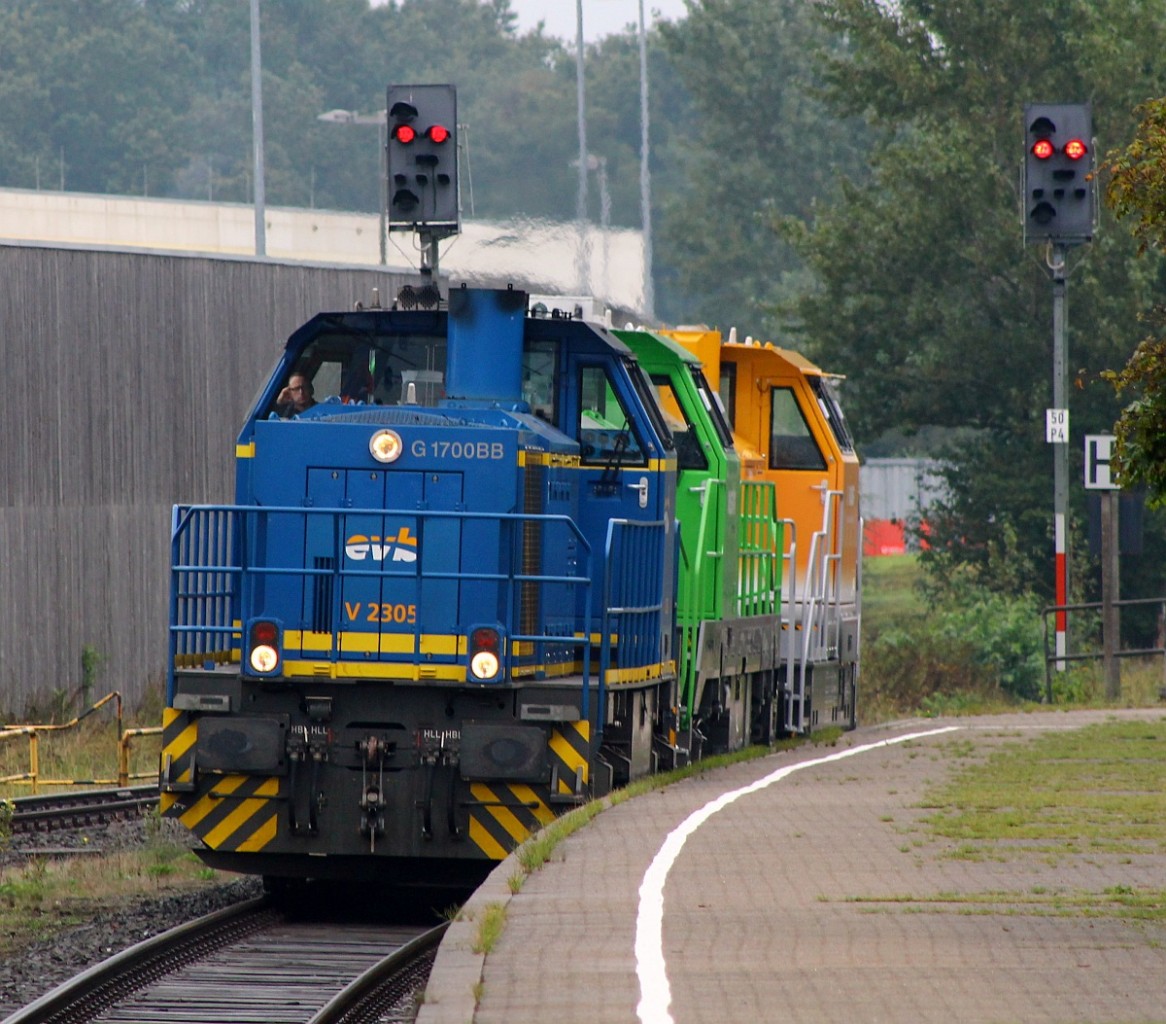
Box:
[428,125,451,144]
[1031,139,1055,160]
[1063,138,1088,160]
[392,124,416,144]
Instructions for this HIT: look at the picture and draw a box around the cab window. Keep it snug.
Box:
[269,330,446,416]
[692,366,734,448]
[650,374,707,471]
[522,339,559,423]
[769,387,826,470]
[718,364,738,429]
[577,365,647,465]
[811,377,856,454]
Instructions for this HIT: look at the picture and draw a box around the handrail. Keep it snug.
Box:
[0,693,158,793]
[599,518,668,737]
[169,503,596,695]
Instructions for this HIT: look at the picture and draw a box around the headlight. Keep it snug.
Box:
[369,429,404,463]
[247,619,282,675]
[468,626,503,682]
[470,650,500,680]
[250,644,280,673]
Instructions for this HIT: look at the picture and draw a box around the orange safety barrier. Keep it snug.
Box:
[863,519,907,556]
[0,691,161,793]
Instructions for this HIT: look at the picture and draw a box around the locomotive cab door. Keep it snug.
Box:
[560,353,675,629]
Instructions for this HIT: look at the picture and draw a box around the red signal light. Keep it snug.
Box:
[1063,138,1088,160]
[427,124,451,144]
[1031,138,1055,160]
[392,124,416,144]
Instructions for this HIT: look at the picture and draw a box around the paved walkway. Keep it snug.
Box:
[419,710,1166,1024]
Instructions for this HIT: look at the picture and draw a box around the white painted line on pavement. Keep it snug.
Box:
[634,726,961,1024]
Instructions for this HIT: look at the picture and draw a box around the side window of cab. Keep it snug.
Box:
[769,387,826,470]
[577,365,647,464]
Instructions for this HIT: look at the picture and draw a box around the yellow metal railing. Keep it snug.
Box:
[0,691,161,794]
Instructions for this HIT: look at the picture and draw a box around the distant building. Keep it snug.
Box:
[860,458,946,556]
[0,186,648,314]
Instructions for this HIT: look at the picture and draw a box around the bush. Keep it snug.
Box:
[863,586,1046,716]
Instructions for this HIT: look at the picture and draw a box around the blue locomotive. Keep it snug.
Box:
[159,285,850,887]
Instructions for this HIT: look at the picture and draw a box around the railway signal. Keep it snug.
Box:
[386,83,459,231]
[1024,102,1094,244]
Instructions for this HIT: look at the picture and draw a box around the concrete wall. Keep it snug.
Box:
[0,241,414,714]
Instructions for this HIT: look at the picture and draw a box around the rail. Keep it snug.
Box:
[1040,596,1166,702]
[0,692,160,794]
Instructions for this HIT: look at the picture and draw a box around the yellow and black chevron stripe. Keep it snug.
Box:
[465,720,592,860]
[466,782,556,859]
[159,707,196,807]
[550,720,590,795]
[176,774,284,853]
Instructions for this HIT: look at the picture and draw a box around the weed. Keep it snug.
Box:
[0,800,12,854]
[472,902,507,955]
[922,719,1166,861]
[79,645,107,705]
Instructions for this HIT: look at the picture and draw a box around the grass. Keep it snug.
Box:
[861,553,929,636]
[921,718,1166,862]
[0,704,163,802]
[0,811,232,955]
[470,901,507,955]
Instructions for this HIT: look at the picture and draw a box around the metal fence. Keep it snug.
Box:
[1041,596,1166,701]
[0,241,414,714]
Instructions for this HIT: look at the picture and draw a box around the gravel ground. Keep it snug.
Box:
[0,815,263,1018]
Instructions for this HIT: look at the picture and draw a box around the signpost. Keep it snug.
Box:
[1085,434,1121,698]
[1025,102,1096,673]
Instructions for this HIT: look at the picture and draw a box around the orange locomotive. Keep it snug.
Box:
[662,327,860,733]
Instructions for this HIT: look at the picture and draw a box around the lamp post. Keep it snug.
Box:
[638,0,654,319]
[317,108,388,265]
[572,153,610,297]
[575,0,589,293]
[249,0,266,256]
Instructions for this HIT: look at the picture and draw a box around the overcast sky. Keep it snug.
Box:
[508,0,690,42]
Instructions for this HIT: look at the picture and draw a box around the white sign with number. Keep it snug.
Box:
[1084,434,1119,490]
[1046,408,1069,444]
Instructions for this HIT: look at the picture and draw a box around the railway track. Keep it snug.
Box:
[6,786,159,834]
[4,896,447,1024]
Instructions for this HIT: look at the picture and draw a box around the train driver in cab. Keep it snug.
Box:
[275,372,316,417]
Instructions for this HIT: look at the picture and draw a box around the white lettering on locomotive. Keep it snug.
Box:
[345,526,418,563]
[408,440,505,460]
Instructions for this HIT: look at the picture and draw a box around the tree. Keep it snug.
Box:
[1103,97,1166,505]
[656,0,868,332]
[778,0,1166,599]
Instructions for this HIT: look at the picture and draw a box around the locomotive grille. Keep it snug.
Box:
[311,556,334,633]
[520,465,543,637]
